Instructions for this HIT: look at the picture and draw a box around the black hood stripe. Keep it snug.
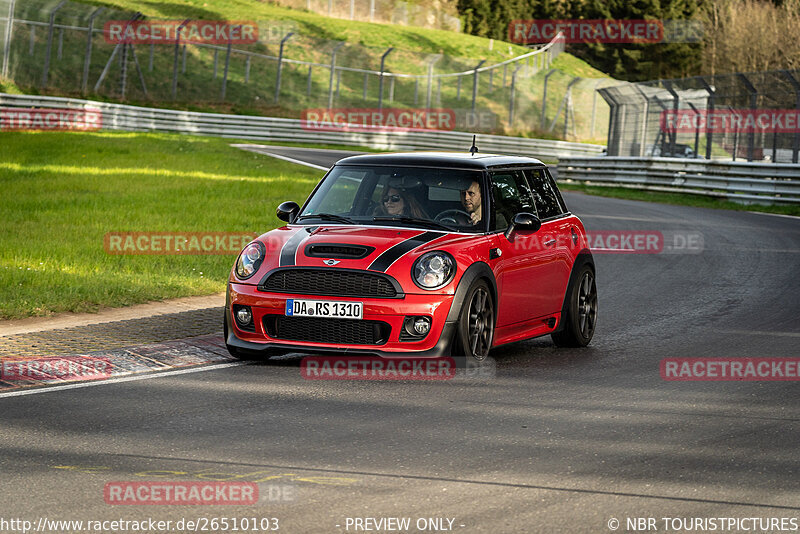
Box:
[280,228,313,266]
[368,231,443,272]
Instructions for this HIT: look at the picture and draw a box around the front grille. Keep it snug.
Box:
[263,316,390,345]
[259,268,399,298]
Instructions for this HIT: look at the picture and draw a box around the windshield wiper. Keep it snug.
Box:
[297,213,355,224]
[372,216,454,232]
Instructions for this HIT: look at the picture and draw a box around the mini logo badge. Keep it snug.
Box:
[323,259,340,266]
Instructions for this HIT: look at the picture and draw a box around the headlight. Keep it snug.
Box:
[412,251,455,290]
[235,241,265,280]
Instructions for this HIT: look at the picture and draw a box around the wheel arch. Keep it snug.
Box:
[445,261,498,324]
[554,249,595,333]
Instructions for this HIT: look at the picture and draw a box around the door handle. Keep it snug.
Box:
[543,238,556,246]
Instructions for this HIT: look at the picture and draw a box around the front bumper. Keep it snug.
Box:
[226,282,457,358]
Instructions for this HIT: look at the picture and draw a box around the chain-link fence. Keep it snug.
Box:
[600,70,800,163]
[275,0,460,32]
[0,0,611,141]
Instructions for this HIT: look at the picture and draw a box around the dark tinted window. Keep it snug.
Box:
[524,168,564,219]
[490,171,535,231]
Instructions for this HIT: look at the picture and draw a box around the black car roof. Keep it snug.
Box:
[334,151,546,170]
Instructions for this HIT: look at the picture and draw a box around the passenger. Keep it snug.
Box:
[375,187,428,218]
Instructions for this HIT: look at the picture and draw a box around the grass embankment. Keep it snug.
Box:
[6,0,612,140]
[0,131,322,319]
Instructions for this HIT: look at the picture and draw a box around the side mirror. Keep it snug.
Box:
[504,212,541,240]
[276,201,300,223]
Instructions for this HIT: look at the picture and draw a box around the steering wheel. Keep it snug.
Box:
[435,209,472,225]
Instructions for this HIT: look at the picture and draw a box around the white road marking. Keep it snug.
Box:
[0,362,246,399]
[256,152,329,171]
[746,211,800,220]
[717,329,800,338]
[231,145,329,170]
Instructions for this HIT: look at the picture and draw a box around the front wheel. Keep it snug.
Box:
[551,264,597,347]
[453,279,495,363]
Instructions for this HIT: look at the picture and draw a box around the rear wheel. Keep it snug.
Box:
[552,264,597,347]
[453,280,495,363]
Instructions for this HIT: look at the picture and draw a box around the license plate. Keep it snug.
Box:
[285,299,363,320]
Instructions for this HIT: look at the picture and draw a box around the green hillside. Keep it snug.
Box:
[3,0,615,140]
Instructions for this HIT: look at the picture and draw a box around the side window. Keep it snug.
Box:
[524,168,564,220]
[490,171,536,231]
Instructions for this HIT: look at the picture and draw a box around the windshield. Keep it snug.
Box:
[298,165,486,232]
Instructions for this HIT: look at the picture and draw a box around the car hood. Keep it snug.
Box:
[235,224,477,284]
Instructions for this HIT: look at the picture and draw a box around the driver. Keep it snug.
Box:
[460,180,482,225]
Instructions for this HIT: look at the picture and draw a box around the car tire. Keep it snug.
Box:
[453,279,495,363]
[551,263,597,347]
[223,310,244,359]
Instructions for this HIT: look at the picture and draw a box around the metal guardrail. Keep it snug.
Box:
[557,156,800,204]
[0,93,606,159]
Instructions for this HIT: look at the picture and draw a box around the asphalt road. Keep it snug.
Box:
[1,147,799,534]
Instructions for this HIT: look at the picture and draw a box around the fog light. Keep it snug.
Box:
[235,306,252,326]
[413,317,431,335]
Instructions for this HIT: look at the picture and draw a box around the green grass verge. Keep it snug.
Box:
[559,183,800,217]
[0,130,323,319]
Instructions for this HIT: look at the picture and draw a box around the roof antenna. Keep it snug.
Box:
[469,134,479,156]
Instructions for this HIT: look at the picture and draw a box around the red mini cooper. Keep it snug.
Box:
[225,152,597,363]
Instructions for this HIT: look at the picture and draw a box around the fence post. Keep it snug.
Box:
[782,70,800,164]
[508,64,523,127]
[327,41,344,109]
[540,69,556,129]
[700,78,715,160]
[737,73,758,162]
[171,19,190,100]
[370,0,375,21]
[471,59,485,113]
[378,47,394,110]
[663,81,679,157]
[633,85,651,157]
[29,25,34,56]
[687,102,701,157]
[1,0,15,79]
[306,65,312,96]
[221,25,241,101]
[148,43,154,71]
[81,7,104,95]
[245,55,251,83]
[41,0,66,89]
[426,54,442,109]
[274,31,294,104]
[590,78,602,138]
[213,48,218,78]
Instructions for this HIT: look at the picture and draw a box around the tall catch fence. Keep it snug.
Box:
[0,0,611,140]
[600,70,800,163]
[274,0,460,32]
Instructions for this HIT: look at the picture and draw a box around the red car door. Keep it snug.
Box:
[488,170,562,328]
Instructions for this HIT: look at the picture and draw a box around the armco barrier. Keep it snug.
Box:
[557,156,800,204]
[0,93,605,160]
